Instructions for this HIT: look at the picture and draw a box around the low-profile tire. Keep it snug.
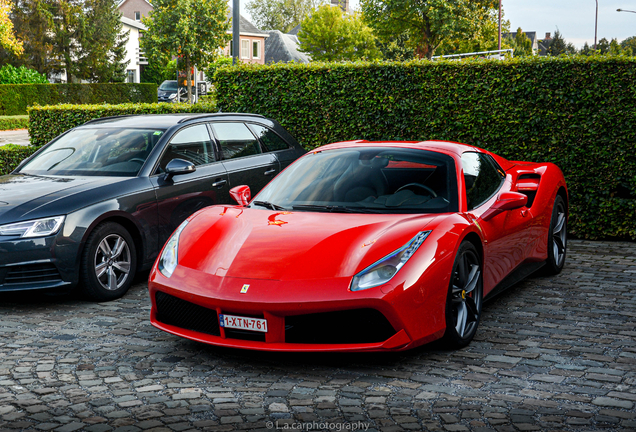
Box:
[80,222,137,301]
[442,241,483,349]
[543,195,567,275]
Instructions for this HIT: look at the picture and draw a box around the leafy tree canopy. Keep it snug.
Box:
[298,4,381,62]
[3,0,128,82]
[141,59,177,85]
[436,7,510,56]
[510,27,532,57]
[0,0,23,56]
[361,0,500,59]
[141,0,231,101]
[247,0,325,33]
[0,64,46,83]
[546,29,576,56]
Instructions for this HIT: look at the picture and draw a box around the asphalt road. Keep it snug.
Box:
[0,239,635,432]
[0,130,30,147]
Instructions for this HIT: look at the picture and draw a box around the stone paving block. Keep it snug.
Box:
[0,240,634,431]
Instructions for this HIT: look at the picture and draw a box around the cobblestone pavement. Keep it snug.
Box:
[1,240,635,432]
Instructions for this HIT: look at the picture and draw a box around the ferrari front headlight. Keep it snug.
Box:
[350,231,430,291]
[0,216,65,238]
[158,220,189,278]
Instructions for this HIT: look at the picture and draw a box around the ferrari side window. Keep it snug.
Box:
[462,152,504,210]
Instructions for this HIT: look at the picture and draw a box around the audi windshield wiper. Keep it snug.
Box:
[252,201,288,211]
[292,204,380,213]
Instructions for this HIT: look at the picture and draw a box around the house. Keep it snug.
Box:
[538,33,553,56]
[222,9,269,65]
[331,0,349,13]
[120,16,147,83]
[117,0,153,22]
[264,30,310,64]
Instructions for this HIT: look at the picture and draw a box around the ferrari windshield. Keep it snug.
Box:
[19,127,165,177]
[254,147,458,214]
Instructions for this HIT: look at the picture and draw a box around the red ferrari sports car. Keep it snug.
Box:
[148,140,567,352]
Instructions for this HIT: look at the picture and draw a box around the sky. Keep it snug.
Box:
[235,0,636,48]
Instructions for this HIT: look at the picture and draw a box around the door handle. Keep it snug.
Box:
[264,169,277,176]
[212,179,227,188]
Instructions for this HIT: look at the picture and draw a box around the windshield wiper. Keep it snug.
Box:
[292,204,380,213]
[252,200,288,211]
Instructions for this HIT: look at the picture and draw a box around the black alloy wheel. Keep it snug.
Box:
[544,195,567,275]
[443,241,483,348]
[81,222,137,301]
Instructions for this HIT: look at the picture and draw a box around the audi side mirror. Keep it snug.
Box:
[164,158,196,180]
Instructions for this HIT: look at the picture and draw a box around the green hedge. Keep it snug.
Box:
[0,144,37,175]
[28,102,217,147]
[215,57,636,240]
[0,83,157,116]
[0,115,28,130]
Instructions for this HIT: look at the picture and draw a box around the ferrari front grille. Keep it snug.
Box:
[155,291,220,336]
[285,308,396,344]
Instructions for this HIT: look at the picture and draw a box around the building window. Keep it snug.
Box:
[241,39,250,59]
[134,11,141,21]
[252,40,261,59]
[126,69,135,83]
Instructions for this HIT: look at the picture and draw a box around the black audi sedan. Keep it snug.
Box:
[0,113,305,300]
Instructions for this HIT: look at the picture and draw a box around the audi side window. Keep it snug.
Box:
[157,125,215,173]
[211,122,261,160]
[462,152,504,210]
[248,124,291,152]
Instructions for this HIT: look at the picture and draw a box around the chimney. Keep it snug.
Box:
[545,32,551,39]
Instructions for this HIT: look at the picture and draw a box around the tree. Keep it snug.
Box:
[3,0,54,75]
[547,29,575,56]
[596,37,610,54]
[376,32,414,61]
[511,27,532,57]
[74,0,129,82]
[620,36,636,55]
[141,59,177,85]
[579,42,593,56]
[142,0,231,102]
[361,0,500,60]
[4,0,129,81]
[0,0,23,56]
[436,7,510,56]
[247,0,325,33]
[298,4,381,61]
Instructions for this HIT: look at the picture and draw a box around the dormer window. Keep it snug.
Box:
[134,11,141,21]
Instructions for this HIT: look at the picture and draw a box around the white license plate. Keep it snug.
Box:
[219,314,268,333]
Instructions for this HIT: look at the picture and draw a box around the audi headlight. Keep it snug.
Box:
[0,216,65,238]
[350,231,431,291]
[158,220,189,278]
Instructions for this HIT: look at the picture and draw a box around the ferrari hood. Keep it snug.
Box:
[178,206,439,281]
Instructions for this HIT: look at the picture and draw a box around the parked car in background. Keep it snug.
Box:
[157,80,209,104]
[0,113,305,301]
[149,140,567,352]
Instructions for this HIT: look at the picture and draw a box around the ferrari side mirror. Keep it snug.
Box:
[481,191,528,221]
[230,185,251,206]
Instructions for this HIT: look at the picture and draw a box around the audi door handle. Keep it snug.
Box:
[212,179,227,188]
[264,169,277,176]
